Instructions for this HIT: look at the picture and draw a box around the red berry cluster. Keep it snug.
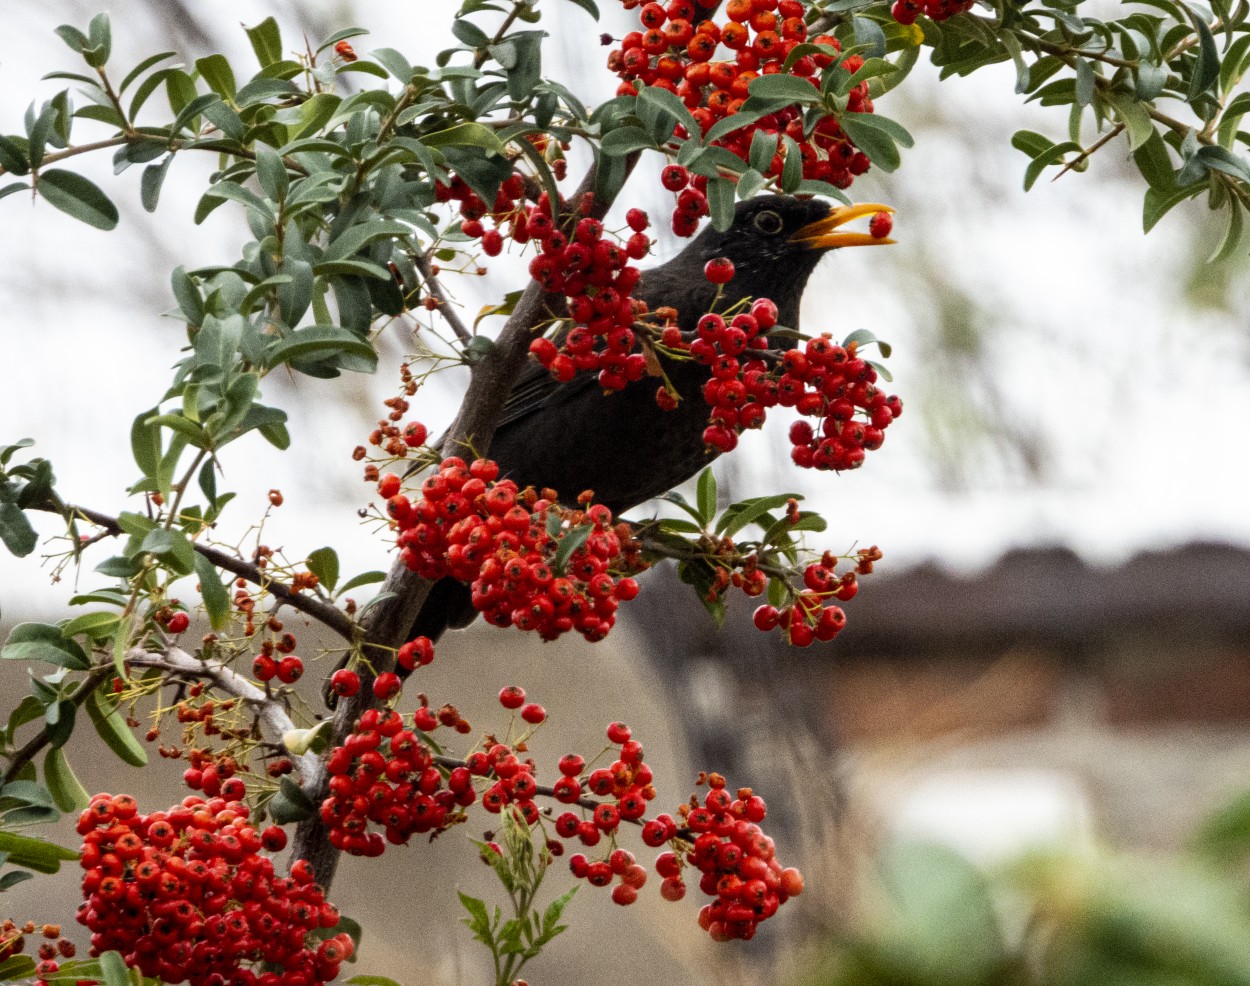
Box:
[753,545,881,645]
[525,204,651,393]
[436,172,531,259]
[556,721,670,903]
[181,750,248,801]
[680,774,803,941]
[390,455,645,642]
[435,171,655,395]
[321,707,473,856]
[609,0,876,219]
[680,285,902,463]
[890,0,976,25]
[76,792,351,986]
[250,629,303,685]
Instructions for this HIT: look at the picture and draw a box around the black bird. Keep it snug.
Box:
[399,195,893,652]
[324,195,892,706]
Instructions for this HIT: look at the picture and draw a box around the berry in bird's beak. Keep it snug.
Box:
[793,202,896,249]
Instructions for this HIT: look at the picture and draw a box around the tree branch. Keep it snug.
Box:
[125,644,321,781]
[45,501,359,641]
[2,665,115,784]
[414,252,474,344]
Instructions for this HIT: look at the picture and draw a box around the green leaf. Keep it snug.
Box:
[453,18,491,47]
[37,169,118,230]
[1111,97,1154,151]
[254,143,288,201]
[265,326,379,372]
[43,747,89,812]
[338,570,387,595]
[661,490,706,526]
[193,552,230,631]
[316,27,369,56]
[94,556,141,578]
[1074,58,1095,107]
[98,951,129,986]
[707,175,736,230]
[306,547,339,592]
[313,259,392,281]
[44,699,76,750]
[0,957,37,981]
[1,623,90,671]
[118,50,177,94]
[1022,140,1082,191]
[85,689,147,767]
[598,125,657,157]
[195,54,236,99]
[53,24,89,54]
[637,84,699,140]
[84,13,111,68]
[696,467,717,525]
[140,155,174,213]
[139,528,196,574]
[0,871,34,892]
[0,780,56,810]
[269,776,315,824]
[1011,129,1056,159]
[370,47,415,82]
[61,611,121,641]
[554,524,594,572]
[0,134,31,175]
[170,267,205,326]
[1186,8,1220,100]
[0,502,37,558]
[564,0,600,18]
[746,73,823,104]
[245,17,283,68]
[458,891,493,940]
[346,978,400,986]
[715,493,801,537]
[0,831,78,872]
[323,219,412,262]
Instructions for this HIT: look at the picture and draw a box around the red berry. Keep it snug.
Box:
[869,211,893,239]
[403,421,428,447]
[167,611,190,634]
[373,672,402,700]
[277,656,304,684]
[520,703,547,725]
[330,668,360,697]
[661,164,690,191]
[606,721,632,744]
[377,473,401,499]
[703,257,735,284]
[499,685,526,709]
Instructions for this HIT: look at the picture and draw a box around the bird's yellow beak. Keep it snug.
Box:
[793,203,895,249]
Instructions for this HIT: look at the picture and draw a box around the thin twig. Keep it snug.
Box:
[414,253,474,344]
[125,645,321,781]
[40,501,359,641]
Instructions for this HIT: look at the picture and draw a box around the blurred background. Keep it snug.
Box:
[3,1,1250,984]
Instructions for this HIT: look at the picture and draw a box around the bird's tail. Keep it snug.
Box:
[321,576,478,709]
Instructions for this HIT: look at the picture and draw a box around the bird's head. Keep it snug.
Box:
[646,194,894,333]
[688,194,894,277]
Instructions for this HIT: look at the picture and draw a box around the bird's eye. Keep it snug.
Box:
[753,210,784,234]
